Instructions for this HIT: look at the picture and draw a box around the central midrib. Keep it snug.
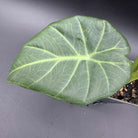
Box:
[9,55,124,75]
[51,55,91,61]
[9,56,95,75]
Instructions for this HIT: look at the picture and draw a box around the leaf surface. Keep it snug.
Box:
[7,16,132,105]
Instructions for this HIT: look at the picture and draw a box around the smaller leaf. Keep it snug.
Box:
[132,57,138,72]
[129,57,138,82]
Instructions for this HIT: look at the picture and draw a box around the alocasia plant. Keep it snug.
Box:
[7,15,132,105]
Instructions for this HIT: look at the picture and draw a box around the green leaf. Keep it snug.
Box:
[129,57,138,82]
[7,15,132,105]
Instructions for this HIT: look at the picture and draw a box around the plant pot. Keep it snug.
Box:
[95,79,138,107]
[96,97,138,107]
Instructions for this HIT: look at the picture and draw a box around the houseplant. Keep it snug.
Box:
[7,15,138,105]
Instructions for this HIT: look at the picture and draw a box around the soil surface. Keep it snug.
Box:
[111,80,138,105]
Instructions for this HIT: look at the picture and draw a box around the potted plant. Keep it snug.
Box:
[107,58,138,106]
[7,15,138,106]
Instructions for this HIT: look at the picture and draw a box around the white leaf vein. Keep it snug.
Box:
[50,26,79,56]
[98,63,109,94]
[24,45,58,57]
[9,56,128,75]
[54,60,80,97]
[27,61,59,88]
[93,21,106,53]
[84,61,90,101]
[76,17,88,55]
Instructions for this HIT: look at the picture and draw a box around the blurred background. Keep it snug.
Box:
[0,0,138,138]
[1,0,137,60]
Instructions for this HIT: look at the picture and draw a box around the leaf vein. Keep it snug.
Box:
[98,63,109,94]
[24,45,58,57]
[84,61,90,102]
[91,21,106,54]
[76,17,88,55]
[112,64,128,75]
[27,61,59,88]
[9,56,128,75]
[54,60,80,97]
[50,26,79,56]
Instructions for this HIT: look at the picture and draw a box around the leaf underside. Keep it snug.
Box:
[7,15,132,105]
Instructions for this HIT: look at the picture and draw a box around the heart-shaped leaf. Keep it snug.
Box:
[7,15,132,105]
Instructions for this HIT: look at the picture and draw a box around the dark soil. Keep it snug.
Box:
[111,80,138,105]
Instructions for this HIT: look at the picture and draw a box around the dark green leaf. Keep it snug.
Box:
[7,15,132,105]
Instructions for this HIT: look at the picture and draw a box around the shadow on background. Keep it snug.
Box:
[22,0,138,23]
[1,0,137,60]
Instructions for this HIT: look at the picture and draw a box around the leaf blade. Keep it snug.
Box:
[8,15,132,105]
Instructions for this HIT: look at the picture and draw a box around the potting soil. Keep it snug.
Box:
[111,80,138,105]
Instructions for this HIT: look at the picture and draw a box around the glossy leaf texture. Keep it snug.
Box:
[130,57,138,82]
[7,15,132,105]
